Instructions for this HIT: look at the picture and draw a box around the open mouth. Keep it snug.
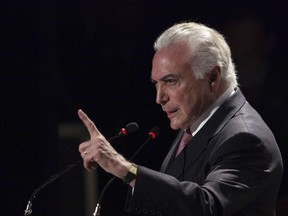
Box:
[167,109,178,118]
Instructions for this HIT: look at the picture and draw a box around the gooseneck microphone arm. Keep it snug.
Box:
[129,127,160,161]
[24,160,81,216]
[93,127,160,216]
[23,122,139,216]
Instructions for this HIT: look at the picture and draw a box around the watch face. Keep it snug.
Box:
[129,164,137,175]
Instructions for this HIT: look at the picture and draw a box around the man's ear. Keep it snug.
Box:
[208,66,221,92]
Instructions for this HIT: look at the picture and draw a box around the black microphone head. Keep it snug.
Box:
[125,122,139,134]
[119,122,139,136]
[148,127,160,139]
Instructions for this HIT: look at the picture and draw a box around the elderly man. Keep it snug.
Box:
[79,22,283,216]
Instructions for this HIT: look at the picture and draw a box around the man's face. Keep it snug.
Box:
[151,44,214,130]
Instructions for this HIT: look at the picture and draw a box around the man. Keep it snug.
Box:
[79,22,283,215]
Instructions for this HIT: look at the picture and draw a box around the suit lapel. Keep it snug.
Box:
[160,131,183,172]
[164,133,208,177]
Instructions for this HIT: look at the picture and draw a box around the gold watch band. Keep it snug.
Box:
[123,163,137,184]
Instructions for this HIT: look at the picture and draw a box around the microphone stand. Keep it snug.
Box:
[24,160,81,215]
[93,127,160,216]
[23,133,127,216]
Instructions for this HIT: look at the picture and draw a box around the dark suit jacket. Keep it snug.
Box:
[126,89,283,216]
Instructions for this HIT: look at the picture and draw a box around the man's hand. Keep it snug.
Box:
[78,109,131,179]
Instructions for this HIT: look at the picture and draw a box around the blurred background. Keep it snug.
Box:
[1,0,287,215]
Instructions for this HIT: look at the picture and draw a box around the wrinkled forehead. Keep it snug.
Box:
[151,44,191,76]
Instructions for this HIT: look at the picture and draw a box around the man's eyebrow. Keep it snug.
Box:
[153,73,180,80]
[151,74,181,82]
[161,74,180,80]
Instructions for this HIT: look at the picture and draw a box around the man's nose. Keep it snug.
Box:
[156,85,168,105]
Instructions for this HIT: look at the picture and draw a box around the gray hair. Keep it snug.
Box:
[154,22,238,88]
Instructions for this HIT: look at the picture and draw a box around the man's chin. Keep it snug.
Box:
[169,121,181,130]
[170,118,192,131]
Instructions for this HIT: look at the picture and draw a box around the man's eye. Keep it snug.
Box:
[165,79,177,85]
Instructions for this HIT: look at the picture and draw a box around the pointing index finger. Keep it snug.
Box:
[78,109,99,138]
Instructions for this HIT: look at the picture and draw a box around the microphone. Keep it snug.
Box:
[23,122,139,216]
[109,122,139,142]
[93,126,160,216]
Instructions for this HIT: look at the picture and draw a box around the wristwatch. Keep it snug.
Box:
[123,163,137,184]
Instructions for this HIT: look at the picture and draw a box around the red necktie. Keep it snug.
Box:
[175,131,192,158]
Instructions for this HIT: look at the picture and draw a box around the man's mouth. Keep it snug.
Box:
[166,109,178,118]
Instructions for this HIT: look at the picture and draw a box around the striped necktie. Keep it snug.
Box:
[175,131,192,158]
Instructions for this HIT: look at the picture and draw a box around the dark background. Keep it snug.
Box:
[1,1,287,216]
